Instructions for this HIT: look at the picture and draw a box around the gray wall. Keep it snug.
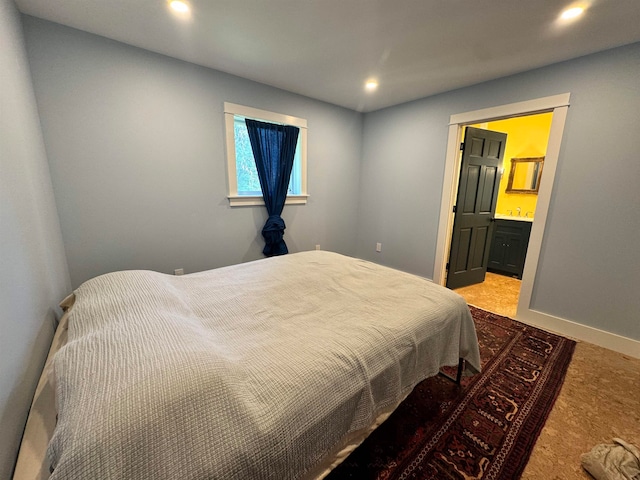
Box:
[356,43,640,341]
[0,1,71,478]
[23,16,363,288]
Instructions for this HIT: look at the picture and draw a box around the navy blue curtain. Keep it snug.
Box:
[245,119,300,257]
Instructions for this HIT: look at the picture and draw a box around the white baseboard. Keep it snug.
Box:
[516,308,640,359]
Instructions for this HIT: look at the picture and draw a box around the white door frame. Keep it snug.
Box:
[433,93,640,357]
[433,93,570,318]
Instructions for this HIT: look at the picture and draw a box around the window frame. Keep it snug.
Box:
[224,102,308,207]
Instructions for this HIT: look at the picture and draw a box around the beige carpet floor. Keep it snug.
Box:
[454,273,640,480]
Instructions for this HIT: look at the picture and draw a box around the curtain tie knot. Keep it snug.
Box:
[261,215,288,257]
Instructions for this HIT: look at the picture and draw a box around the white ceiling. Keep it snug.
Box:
[14,0,640,112]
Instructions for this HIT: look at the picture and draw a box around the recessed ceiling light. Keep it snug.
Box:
[169,0,190,14]
[365,80,379,92]
[560,6,584,20]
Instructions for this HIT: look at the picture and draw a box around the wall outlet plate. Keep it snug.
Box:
[174,268,184,276]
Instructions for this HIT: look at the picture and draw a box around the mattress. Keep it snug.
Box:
[14,251,481,479]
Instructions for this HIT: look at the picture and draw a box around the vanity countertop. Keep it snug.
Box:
[495,213,534,222]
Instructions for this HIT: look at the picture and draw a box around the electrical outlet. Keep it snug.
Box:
[174,268,184,276]
[376,242,382,252]
[315,244,321,251]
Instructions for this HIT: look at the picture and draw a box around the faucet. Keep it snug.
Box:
[516,207,521,217]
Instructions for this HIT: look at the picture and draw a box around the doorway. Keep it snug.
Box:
[433,94,570,322]
[446,113,554,314]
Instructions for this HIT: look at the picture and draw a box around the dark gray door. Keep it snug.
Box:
[446,127,506,289]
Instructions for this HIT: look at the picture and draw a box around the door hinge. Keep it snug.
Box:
[452,205,457,213]
[460,142,464,151]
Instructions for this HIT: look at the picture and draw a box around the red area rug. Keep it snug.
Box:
[327,306,576,480]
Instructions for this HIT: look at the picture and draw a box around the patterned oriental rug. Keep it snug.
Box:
[327,306,576,480]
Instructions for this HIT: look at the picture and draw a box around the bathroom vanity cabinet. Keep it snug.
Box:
[488,219,532,279]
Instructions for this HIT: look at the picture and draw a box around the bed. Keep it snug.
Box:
[13,250,481,480]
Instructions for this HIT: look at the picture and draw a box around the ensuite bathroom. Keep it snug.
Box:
[455,112,553,316]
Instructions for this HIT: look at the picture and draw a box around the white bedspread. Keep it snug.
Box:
[48,251,480,479]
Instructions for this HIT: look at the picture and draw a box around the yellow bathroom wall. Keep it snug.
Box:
[470,112,553,218]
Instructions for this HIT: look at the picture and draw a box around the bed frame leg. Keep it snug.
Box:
[439,358,465,384]
[455,357,465,384]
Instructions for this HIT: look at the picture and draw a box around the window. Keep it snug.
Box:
[224,103,308,206]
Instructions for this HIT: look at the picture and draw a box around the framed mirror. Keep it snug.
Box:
[506,157,544,193]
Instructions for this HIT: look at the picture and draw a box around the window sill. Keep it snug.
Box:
[228,195,309,207]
